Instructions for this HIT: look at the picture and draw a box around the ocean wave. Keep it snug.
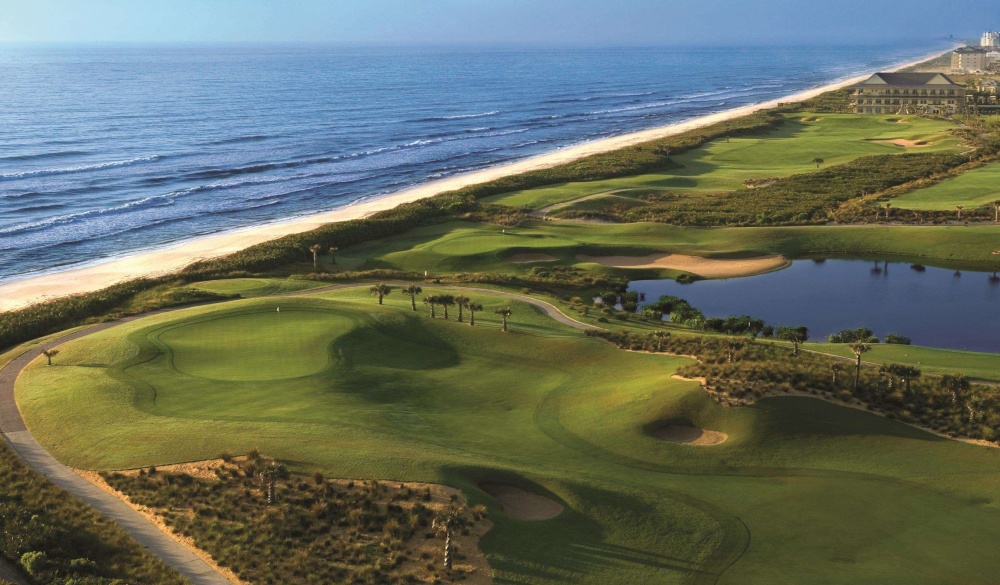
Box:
[0,192,179,236]
[0,150,92,163]
[201,134,277,146]
[0,155,162,180]
[412,110,500,122]
[9,203,67,214]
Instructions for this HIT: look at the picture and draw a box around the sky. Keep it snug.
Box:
[0,0,995,45]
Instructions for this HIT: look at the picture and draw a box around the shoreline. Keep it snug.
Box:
[0,46,951,313]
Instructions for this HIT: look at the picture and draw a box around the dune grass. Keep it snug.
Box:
[485,114,961,210]
[15,286,1000,584]
[891,162,1000,211]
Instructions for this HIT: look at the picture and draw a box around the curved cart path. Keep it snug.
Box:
[0,315,235,585]
[0,285,597,585]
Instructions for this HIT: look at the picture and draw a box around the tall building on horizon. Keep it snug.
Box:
[981,31,1000,47]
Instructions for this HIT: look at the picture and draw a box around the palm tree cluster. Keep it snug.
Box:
[421,294,495,329]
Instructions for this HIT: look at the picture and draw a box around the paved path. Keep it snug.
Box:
[0,284,596,585]
[0,317,234,585]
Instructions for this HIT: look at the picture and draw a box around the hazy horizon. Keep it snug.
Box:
[0,0,994,45]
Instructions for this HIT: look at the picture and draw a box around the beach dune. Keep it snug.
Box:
[0,50,947,313]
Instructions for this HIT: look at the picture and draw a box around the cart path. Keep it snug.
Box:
[0,313,235,585]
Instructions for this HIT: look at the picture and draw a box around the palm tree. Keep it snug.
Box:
[402,285,423,311]
[830,363,842,386]
[369,283,391,305]
[495,306,513,332]
[812,157,825,169]
[848,341,872,392]
[941,374,971,406]
[328,246,339,265]
[423,295,438,318]
[454,295,470,322]
[438,294,455,320]
[436,508,463,571]
[41,349,59,366]
[467,301,483,326]
[260,461,287,505]
[725,337,744,363]
[776,326,808,357]
[309,244,322,269]
[956,205,964,220]
[888,363,921,396]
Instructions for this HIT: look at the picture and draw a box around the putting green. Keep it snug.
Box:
[16,286,1000,584]
[156,309,349,381]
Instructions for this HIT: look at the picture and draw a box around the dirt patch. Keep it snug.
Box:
[652,424,728,446]
[506,253,558,264]
[874,139,930,148]
[576,253,787,278]
[480,483,563,521]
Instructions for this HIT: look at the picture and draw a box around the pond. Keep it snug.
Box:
[629,260,1000,353]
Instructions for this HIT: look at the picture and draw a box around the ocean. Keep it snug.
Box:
[0,42,949,283]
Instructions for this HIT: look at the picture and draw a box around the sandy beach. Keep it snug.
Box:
[0,48,949,313]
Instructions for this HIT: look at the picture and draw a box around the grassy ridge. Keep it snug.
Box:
[337,220,1000,275]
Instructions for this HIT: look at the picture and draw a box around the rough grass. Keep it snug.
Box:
[15,287,1000,585]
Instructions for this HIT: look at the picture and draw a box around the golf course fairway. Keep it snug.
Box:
[15,286,1000,585]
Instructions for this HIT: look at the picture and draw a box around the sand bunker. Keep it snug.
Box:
[653,424,728,446]
[576,253,787,278]
[874,139,929,148]
[480,482,563,521]
[507,253,558,263]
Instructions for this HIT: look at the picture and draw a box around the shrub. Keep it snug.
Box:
[884,334,912,345]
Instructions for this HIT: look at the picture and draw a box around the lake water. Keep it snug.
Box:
[0,42,948,283]
[629,260,1000,353]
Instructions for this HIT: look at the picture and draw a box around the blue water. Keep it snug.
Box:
[0,43,949,282]
[630,261,1000,352]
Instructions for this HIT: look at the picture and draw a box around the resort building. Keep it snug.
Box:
[851,72,966,115]
[951,46,992,73]
[981,31,1000,47]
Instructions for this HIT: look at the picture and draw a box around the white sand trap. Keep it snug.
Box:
[480,482,563,521]
[507,253,558,263]
[874,139,930,148]
[576,253,787,278]
[653,424,728,446]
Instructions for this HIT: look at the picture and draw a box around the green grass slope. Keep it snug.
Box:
[486,114,960,209]
[339,220,1000,275]
[892,162,1000,211]
[15,287,1000,585]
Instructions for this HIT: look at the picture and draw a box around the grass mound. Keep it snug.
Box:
[157,307,349,381]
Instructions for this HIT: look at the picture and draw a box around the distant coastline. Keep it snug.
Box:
[0,45,953,312]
